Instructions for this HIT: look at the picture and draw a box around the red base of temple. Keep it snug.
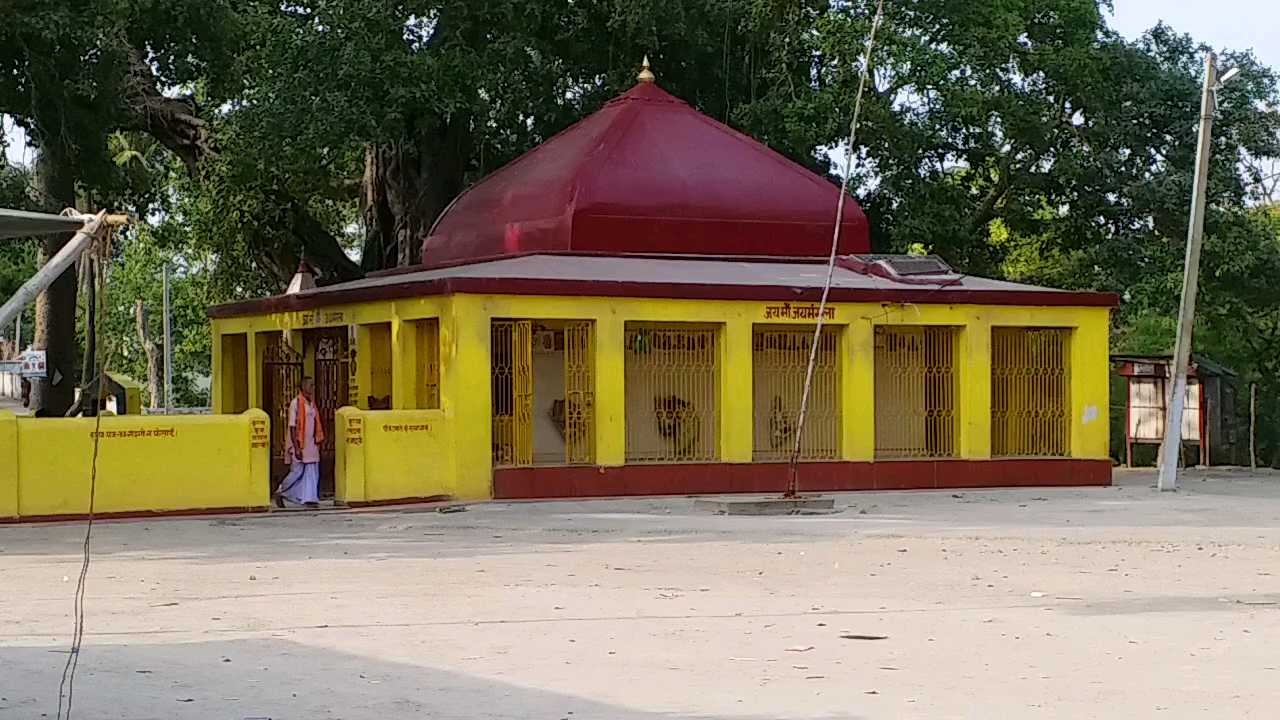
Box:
[493,459,1112,500]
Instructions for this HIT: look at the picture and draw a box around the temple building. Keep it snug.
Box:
[208,64,1116,504]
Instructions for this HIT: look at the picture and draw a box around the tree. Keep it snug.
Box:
[101,222,213,408]
[743,4,1280,290]
[0,0,243,413]
[176,0,826,283]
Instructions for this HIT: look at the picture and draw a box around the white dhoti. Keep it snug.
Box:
[278,462,320,505]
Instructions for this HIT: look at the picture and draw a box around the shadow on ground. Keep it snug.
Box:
[1,637,865,720]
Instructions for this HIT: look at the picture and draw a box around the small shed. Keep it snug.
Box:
[1113,354,1237,467]
[78,372,145,416]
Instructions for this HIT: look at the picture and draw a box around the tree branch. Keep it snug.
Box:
[117,50,216,174]
[968,155,1015,234]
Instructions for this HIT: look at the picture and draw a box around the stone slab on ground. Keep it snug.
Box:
[693,494,836,515]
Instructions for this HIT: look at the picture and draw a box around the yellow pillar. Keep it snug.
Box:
[594,313,626,466]
[0,411,18,519]
[843,319,875,461]
[960,314,992,459]
[334,406,366,503]
[245,408,272,508]
[445,296,493,499]
[1071,308,1111,458]
[247,330,261,410]
[720,317,753,462]
[211,328,225,414]
[391,315,418,409]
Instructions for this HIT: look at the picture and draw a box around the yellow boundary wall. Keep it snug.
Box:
[335,407,453,504]
[213,295,1112,503]
[0,410,270,521]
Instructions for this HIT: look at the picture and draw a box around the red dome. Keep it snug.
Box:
[421,80,870,266]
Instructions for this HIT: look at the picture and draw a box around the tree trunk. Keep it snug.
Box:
[29,151,79,417]
[80,258,95,388]
[135,300,161,409]
[75,256,97,417]
[360,114,472,271]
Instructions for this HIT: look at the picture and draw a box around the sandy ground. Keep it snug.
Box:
[3,468,1280,720]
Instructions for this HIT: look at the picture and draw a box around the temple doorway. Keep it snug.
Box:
[491,319,595,468]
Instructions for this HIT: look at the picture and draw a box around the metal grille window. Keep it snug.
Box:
[312,329,349,457]
[625,323,719,463]
[991,327,1070,457]
[874,326,959,458]
[492,319,595,468]
[752,326,841,461]
[562,321,595,465]
[416,319,441,409]
[262,339,301,466]
[492,320,533,468]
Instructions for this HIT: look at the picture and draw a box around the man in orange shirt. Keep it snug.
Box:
[274,377,324,509]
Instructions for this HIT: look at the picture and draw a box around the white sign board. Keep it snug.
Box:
[18,350,46,378]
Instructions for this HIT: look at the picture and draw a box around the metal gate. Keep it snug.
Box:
[310,328,350,496]
[492,320,533,468]
[262,340,303,486]
[563,321,595,465]
[991,327,1070,457]
[873,326,959,458]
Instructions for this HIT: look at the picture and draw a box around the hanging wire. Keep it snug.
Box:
[785,0,887,497]
[55,222,116,720]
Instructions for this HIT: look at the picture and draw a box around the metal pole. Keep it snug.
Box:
[162,263,173,413]
[14,316,19,350]
[1250,383,1257,469]
[1158,52,1217,492]
[0,211,106,333]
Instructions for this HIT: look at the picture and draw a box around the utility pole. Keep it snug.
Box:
[1250,383,1257,470]
[162,263,173,413]
[1158,52,1226,491]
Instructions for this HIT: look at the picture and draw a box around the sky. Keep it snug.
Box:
[4,1,1279,168]
[1107,0,1280,69]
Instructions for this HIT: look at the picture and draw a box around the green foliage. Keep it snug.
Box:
[4,0,1280,455]
[0,161,40,341]
[100,222,213,408]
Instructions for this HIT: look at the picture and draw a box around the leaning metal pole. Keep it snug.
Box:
[0,211,108,333]
[1158,52,1217,492]
[785,0,885,498]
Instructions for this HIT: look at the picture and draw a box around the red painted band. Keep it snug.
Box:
[493,459,1112,499]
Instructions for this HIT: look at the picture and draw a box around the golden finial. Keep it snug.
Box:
[637,55,656,83]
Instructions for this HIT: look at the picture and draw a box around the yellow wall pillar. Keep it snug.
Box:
[1071,308,1111,458]
[211,327,225,414]
[247,331,262,410]
[0,411,17,519]
[960,315,993,459]
[720,317,753,462]
[594,313,626,466]
[391,315,418,410]
[843,321,875,461]
[246,409,271,505]
[445,296,493,499]
[334,407,366,503]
